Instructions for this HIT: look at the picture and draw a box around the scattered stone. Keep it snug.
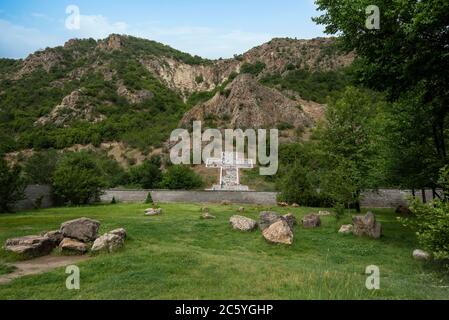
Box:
[60,217,100,242]
[221,200,231,205]
[5,235,55,258]
[200,207,209,213]
[201,212,216,219]
[145,208,162,216]
[352,211,382,239]
[302,214,321,228]
[259,211,282,231]
[282,213,297,230]
[277,202,289,207]
[42,230,63,246]
[318,211,332,216]
[395,205,413,216]
[413,249,432,261]
[238,207,245,212]
[338,224,353,234]
[229,215,257,232]
[59,238,89,254]
[292,203,300,208]
[262,220,293,245]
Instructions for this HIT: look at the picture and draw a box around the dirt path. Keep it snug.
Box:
[0,255,90,285]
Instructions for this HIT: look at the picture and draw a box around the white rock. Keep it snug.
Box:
[413,249,432,261]
[229,215,257,232]
[338,224,353,234]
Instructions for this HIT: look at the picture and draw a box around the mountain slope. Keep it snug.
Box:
[0,34,354,164]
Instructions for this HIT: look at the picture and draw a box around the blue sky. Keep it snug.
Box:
[0,0,325,59]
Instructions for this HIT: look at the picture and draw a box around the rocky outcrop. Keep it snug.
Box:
[35,89,106,127]
[229,215,257,231]
[60,217,100,242]
[4,235,55,258]
[181,74,314,130]
[116,80,154,104]
[302,214,321,229]
[262,220,294,245]
[352,212,382,239]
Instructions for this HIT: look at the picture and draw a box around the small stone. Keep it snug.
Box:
[413,249,432,261]
[352,212,382,239]
[395,205,413,216]
[109,228,127,239]
[338,224,353,234]
[302,214,321,228]
[145,208,162,216]
[238,207,245,212]
[277,202,289,207]
[59,238,89,254]
[262,220,293,245]
[318,211,332,216]
[221,200,231,205]
[229,215,257,232]
[292,203,300,208]
[200,207,209,213]
[201,212,216,219]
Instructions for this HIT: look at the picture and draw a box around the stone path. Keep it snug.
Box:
[0,255,90,285]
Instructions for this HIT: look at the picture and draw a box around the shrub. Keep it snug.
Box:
[240,61,266,76]
[52,152,107,205]
[145,192,153,204]
[400,197,449,260]
[161,165,203,190]
[0,158,26,213]
[23,150,60,185]
[128,158,162,189]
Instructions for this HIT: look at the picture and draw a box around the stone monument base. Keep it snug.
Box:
[209,184,250,191]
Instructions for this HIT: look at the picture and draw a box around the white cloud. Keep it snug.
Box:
[68,14,128,39]
[0,19,60,58]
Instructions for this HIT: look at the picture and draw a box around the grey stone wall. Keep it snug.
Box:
[360,189,443,208]
[13,185,54,211]
[101,189,278,205]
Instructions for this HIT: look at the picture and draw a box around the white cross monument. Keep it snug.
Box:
[206,152,254,191]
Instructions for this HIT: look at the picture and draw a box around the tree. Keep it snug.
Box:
[161,165,203,190]
[0,158,26,213]
[313,0,449,190]
[128,157,162,189]
[23,150,60,185]
[52,152,106,205]
[318,87,387,211]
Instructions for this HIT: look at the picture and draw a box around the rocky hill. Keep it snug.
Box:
[0,34,354,165]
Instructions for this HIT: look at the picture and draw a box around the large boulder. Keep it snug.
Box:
[262,220,294,245]
[259,211,282,231]
[60,217,100,242]
[5,235,55,258]
[109,228,127,239]
[302,214,321,228]
[352,211,382,239]
[92,233,125,253]
[59,238,89,254]
[229,215,257,231]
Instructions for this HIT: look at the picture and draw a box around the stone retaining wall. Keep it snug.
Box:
[13,185,54,211]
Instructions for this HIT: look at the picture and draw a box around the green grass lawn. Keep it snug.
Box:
[0,203,448,300]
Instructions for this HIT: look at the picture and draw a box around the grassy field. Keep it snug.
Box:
[0,203,448,300]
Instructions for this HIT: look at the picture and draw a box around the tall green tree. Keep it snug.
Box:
[0,159,26,213]
[313,0,449,190]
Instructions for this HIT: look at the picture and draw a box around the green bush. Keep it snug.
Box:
[145,192,153,204]
[240,61,266,76]
[23,150,60,185]
[0,158,26,213]
[161,165,203,190]
[52,152,107,205]
[400,197,449,260]
[128,158,162,189]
